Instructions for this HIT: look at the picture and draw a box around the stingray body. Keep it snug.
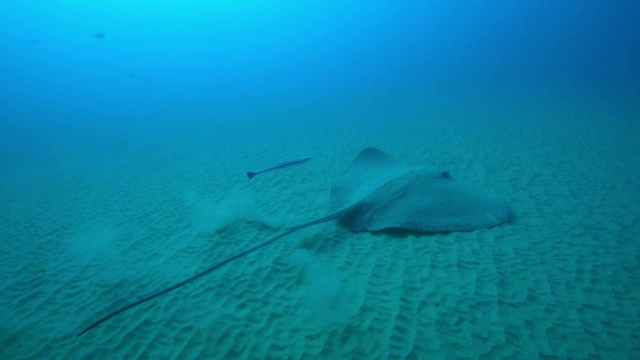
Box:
[77,147,509,335]
[331,147,509,232]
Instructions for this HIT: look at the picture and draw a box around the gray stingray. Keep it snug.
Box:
[78,147,509,335]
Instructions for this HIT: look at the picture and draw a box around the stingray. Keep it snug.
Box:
[77,147,509,335]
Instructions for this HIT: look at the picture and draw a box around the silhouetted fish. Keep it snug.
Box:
[94,32,105,39]
[247,157,312,179]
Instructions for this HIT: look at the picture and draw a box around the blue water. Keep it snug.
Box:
[2,1,638,149]
[1,1,639,359]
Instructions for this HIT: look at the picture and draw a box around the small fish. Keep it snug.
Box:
[247,157,312,179]
[93,32,105,39]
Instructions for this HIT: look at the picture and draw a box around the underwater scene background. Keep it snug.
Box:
[1,1,639,359]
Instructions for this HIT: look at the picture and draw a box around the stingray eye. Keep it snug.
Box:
[441,170,452,179]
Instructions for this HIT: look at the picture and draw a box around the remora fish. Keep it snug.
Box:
[247,157,312,179]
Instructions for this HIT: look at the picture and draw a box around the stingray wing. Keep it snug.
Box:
[331,148,510,233]
[330,147,423,211]
[342,168,510,232]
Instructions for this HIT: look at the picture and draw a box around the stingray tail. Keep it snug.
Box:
[76,203,361,336]
[77,226,300,336]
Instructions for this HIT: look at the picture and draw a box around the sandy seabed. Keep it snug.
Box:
[1,114,639,359]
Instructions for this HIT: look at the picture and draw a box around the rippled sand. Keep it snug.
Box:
[1,116,639,359]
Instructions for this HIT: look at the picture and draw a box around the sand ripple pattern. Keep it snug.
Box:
[1,118,639,359]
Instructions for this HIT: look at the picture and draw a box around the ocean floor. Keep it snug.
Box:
[1,112,639,359]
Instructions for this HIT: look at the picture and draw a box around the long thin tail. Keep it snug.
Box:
[78,215,335,336]
[75,204,359,336]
